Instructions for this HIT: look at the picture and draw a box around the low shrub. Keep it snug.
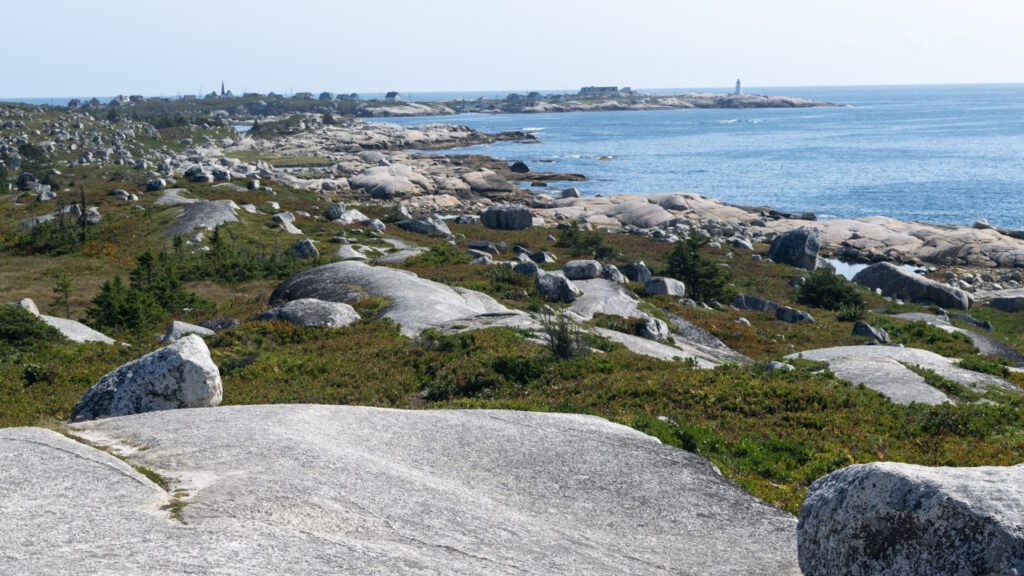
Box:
[797,270,866,311]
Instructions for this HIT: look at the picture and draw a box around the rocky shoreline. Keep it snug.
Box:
[108,114,1024,298]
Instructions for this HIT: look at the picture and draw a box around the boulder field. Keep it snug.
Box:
[0,405,801,575]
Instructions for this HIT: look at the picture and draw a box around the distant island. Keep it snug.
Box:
[29,83,837,125]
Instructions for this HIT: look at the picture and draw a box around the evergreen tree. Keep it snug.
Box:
[51,270,73,318]
[665,230,734,303]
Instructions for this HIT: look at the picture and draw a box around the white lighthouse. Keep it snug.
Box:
[735,79,742,96]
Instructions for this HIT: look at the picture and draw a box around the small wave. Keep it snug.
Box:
[717,119,740,125]
[521,127,545,133]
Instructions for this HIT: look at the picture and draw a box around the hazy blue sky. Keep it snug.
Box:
[6,0,1022,96]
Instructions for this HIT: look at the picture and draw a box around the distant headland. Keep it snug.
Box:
[5,83,838,121]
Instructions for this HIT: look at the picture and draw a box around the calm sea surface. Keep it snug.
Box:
[372,85,1024,228]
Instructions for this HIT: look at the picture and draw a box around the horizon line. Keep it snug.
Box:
[1,81,1022,101]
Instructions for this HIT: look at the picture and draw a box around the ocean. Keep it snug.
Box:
[370,84,1024,229]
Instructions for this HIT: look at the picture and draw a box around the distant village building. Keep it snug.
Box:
[181,95,197,101]
[578,86,632,99]
[292,92,314,100]
[129,95,145,103]
[319,92,334,101]
[735,79,742,96]
[336,93,360,101]
[385,91,401,102]
[67,99,82,108]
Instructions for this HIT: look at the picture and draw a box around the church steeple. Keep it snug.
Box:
[221,81,226,97]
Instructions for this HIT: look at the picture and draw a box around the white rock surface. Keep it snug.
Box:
[70,335,222,422]
[162,320,215,344]
[799,462,1024,576]
[786,346,1016,405]
[269,261,521,336]
[0,405,801,575]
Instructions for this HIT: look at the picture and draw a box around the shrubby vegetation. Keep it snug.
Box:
[798,270,866,311]
[556,222,621,260]
[664,231,734,302]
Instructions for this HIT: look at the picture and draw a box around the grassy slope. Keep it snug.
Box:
[3,106,1024,515]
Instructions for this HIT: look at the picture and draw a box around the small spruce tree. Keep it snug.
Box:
[664,229,734,303]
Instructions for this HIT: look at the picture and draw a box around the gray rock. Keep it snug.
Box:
[512,260,540,278]
[769,229,821,270]
[799,462,1024,576]
[529,250,558,264]
[620,261,653,284]
[733,294,781,313]
[273,212,303,235]
[601,264,628,284]
[466,240,500,255]
[481,205,533,230]
[291,239,319,259]
[767,361,795,372]
[852,321,890,344]
[536,272,583,303]
[853,262,972,310]
[777,306,815,324]
[786,346,1017,405]
[69,335,222,422]
[644,277,686,297]
[331,208,372,226]
[561,187,582,199]
[199,318,240,333]
[269,261,518,336]
[462,169,514,193]
[323,202,347,221]
[639,317,670,341]
[78,206,101,226]
[563,259,604,280]
[0,405,801,574]
[146,178,166,192]
[568,279,644,321]
[166,200,239,236]
[397,215,451,237]
[590,328,721,368]
[258,298,360,328]
[335,245,369,261]
[727,237,754,251]
[990,295,1024,313]
[162,321,215,344]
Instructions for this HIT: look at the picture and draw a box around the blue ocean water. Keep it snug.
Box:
[372,85,1024,229]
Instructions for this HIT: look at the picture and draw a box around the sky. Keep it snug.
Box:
[5,0,1023,97]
